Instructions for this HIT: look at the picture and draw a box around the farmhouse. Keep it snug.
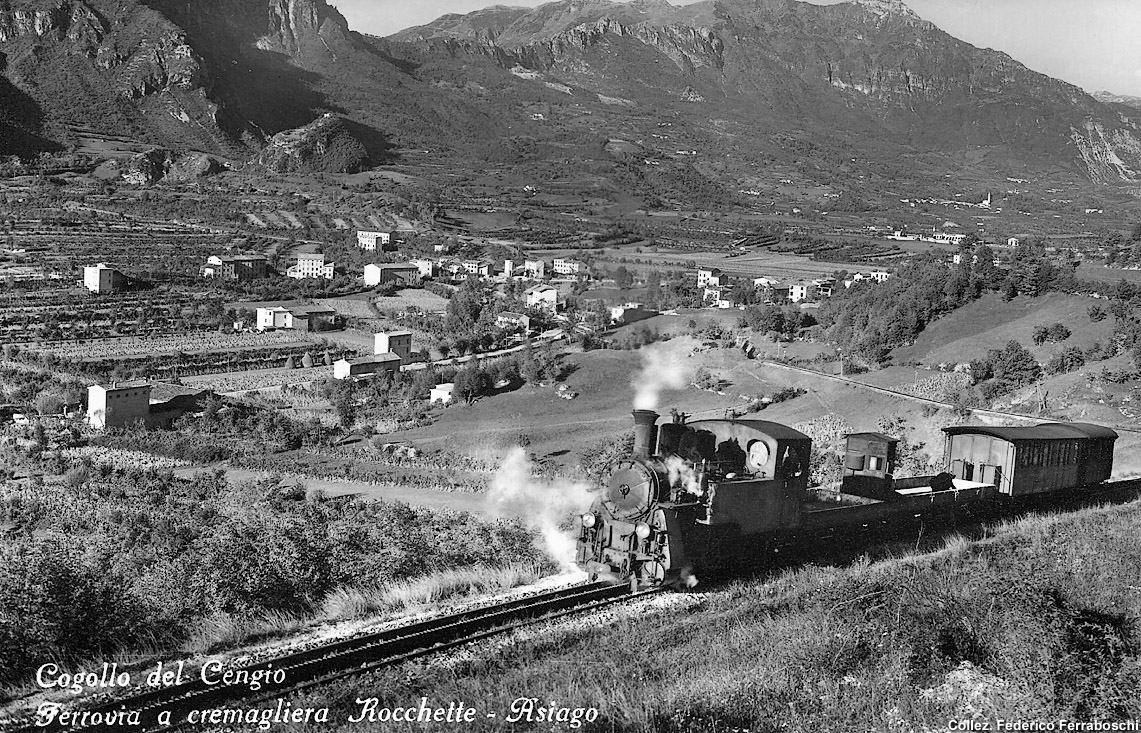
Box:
[503,259,515,278]
[789,282,811,303]
[374,330,413,361]
[287,253,334,280]
[83,263,127,293]
[523,260,546,279]
[364,263,421,287]
[697,268,729,288]
[496,312,531,331]
[87,382,208,430]
[525,284,560,313]
[357,230,395,251]
[609,303,658,326]
[333,353,401,380]
[462,260,492,278]
[201,254,267,281]
[255,305,336,332]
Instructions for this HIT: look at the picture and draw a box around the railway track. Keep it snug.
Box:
[21,580,650,733]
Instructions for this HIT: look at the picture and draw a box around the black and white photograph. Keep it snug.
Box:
[2,0,1141,730]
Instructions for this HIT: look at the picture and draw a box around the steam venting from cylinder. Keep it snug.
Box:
[632,409,660,459]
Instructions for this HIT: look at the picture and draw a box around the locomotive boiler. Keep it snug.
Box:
[576,410,1118,587]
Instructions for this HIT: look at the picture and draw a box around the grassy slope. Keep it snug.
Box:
[388,335,950,469]
[288,498,1141,732]
[893,292,1114,367]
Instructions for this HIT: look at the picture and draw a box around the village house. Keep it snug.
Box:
[87,382,208,430]
[503,259,515,278]
[609,303,658,326]
[811,278,835,298]
[83,263,127,293]
[201,254,268,281]
[411,259,436,279]
[523,260,546,279]
[462,260,492,278]
[697,267,729,288]
[357,230,395,251]
[553,258,586,276]
[526,284,560,313]
[496,312,532,332]
[364,263,421,287]
[333,353,402,380]
[789,282,812,303]
[374,330,413,362]
[255,305,336,332]
[286,253,334,280]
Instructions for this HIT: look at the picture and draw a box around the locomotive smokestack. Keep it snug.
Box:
[632,409,660,459]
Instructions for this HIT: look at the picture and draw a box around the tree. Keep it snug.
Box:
[987,340,1042,392]
[454,366,493,405]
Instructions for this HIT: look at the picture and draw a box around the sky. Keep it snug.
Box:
[329,0,1141,97]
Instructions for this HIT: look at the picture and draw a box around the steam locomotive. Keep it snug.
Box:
[575,410,1118,587]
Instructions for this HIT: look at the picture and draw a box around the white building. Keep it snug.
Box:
[255,305,335,331]
[364,263,421,287]
[83,263,126,294]
[553,258,585,276]
[697,268,729,288]
[357,230,394,251]
[374,330,413,362]
[462,260,492,278]
[87,383,151,430]
[430,383,455,404]
[411,259,436,278]
[523,260,546,279]
[287,253,334,280]
[789,282,811,303]
[526,284,559,313]
[496,312,531,331]
[333,354,401,380]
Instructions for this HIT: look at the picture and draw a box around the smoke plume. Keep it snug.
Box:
[632,342,692,410]
[486,447,594,573]
[665,455,703,495]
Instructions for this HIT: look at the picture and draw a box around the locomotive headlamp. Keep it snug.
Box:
[635,522,652,539]
[581,513,597,529]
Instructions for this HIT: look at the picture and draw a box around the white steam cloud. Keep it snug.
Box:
[486,447,594,573]
[665,455,703,495]
[632,342,692,410]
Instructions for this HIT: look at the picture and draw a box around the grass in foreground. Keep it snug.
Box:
[284,501,1141,731]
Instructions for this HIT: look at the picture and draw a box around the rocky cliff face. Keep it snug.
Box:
[0,0,360,157]
[256,114,368,173]
[396,0,1141,184]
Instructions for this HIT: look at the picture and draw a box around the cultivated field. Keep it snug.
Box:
[36,330,306,359]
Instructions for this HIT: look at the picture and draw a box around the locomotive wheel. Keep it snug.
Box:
[638,560,666,586]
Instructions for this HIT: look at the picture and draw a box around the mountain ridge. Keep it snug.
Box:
[1,0,1139,198]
